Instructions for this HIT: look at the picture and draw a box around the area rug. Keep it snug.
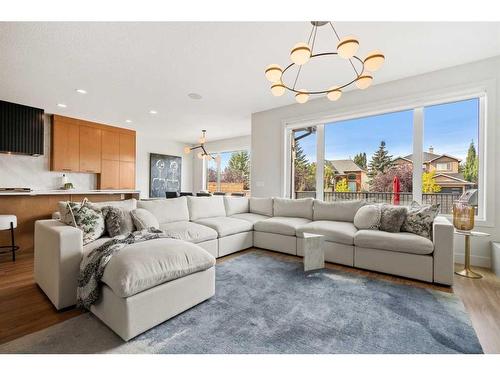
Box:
[0,252,482,354]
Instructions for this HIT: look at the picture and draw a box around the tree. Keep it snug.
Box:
[463,140,478,183]
[368,141,393,178]
[335,178,350,192]
[223,151,250,189]
[207,167,217,183]
[422,171,442,193]
[323,161,335,191]
[371,164,413,192]
[353,152,367,169]
[293,141,315,192]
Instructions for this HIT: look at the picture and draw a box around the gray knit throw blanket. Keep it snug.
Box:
[77,228,167,310]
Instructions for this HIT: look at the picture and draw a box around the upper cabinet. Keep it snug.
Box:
[79,125,102,173]
[51,115,136,190]
[51,116,80,172]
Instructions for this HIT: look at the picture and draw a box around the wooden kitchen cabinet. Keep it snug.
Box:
[119,133,135,162]
[101,129,120,160]
[51,116,80,172]
[99,159,120,189]
[119,161,135,189]
[79,125,102,173]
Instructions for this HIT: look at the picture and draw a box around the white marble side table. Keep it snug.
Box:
[302,233,325,271]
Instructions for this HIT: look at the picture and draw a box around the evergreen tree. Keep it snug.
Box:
[463,140,478,183]
[293,141,315,192]
[368,141,393,178]
[353,152,367,169]
[224,151,251,190]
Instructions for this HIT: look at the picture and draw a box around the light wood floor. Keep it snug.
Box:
[1,248,499,353]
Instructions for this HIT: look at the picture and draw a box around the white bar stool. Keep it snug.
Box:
[0,215,19,262]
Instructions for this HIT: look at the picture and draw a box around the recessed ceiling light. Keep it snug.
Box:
[188,93,202,100]
[149,110,158,115]
[57,103,67,108]
[125,120,132,123]
[76,89,87,94]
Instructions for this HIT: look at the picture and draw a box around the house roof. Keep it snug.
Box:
[399,152,461,163]
[327,159,364,174]
[434,173,475,184]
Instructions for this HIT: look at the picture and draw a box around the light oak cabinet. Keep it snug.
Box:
[51,115,136,190]
[51,117,80,172]
[79,126,102,173]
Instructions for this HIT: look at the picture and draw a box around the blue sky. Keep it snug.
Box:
[298,98,479,164]
[207,151,234,171]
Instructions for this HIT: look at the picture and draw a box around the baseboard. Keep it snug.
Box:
[454,253,491,268]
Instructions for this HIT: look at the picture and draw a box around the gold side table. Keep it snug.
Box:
[454,230,490,279]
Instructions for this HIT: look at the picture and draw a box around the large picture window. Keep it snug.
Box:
[206,150,250,196]
[289,96,483,216]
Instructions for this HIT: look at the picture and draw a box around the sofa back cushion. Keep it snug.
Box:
[187,196,226,221]
[137,197,189,224]
[273,197,314,220]
[249,197,273,216]
[313,199,365,222]
[224,196,249,216]
[130,208,161,230]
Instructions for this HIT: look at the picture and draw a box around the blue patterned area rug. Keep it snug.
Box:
[0,252,482,354]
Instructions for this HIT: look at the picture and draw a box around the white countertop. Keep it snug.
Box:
[0,189,141,196]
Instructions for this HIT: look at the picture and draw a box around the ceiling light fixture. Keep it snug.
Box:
[188,93,203,100]
[76,89,87,94]
[265,21,385,104]
[149,110,158,115]
[184,130,220,162]
[57,103,67,108]
[125,120,132,123]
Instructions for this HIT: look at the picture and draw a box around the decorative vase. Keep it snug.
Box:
[452,201,474,232]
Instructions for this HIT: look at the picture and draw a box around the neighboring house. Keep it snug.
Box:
[327,159,368,192]
[393,147,475,194]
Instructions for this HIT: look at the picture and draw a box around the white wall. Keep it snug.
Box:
[136,131,193,198]
[192,135,251,192]
[0,115,193,197]
[251,55,500,267]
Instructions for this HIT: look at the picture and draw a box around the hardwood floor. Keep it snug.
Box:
[1,248,499,353]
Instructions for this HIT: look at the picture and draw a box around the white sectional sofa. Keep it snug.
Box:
[34,195,454,340]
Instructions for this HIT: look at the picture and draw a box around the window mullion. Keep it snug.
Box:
[412,107,424,204]
[316,124,325,201]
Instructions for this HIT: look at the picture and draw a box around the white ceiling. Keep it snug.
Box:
[1,22,500,143]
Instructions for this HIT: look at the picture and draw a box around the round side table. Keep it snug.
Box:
[454,230,490,279]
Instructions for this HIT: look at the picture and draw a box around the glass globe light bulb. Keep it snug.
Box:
[271,81,286,97]
[355,74,373,90]
[326,87,342,101]
[197,152,204,159]
[295,89,309,104]
[264,64,283,82]
[364,50,385,72]
[290,42,311,65]
[337,36,359,59]
[184,146,191,154]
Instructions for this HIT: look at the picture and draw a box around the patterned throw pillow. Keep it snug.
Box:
[401,201,440,239]
[63,199,105,245]
[379,204,407,233]
[101,206,134,237]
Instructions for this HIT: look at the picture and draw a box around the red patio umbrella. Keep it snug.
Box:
[393,175,401,205]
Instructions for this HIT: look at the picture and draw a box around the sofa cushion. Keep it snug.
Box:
[313,199,365,222]
[249,197,273,216]
[137,197,189,224]
[224,196,249,216]
[102,238,216,298]
[159,221,218,243]
[296,221,357,245]
[273,197,314,220]
[130,208,160,230]
[379,204,407,233]
[60,199,106,245]
[194,217,253,237]
[401,201,440,239]
[187,196,226,221]
[230,212,270,225]
[354,204,382,230]
[92,199,137,233]
[354,229,434,255]
[254,216,311,236]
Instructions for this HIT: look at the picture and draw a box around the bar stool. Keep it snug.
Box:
[0,215,19,262]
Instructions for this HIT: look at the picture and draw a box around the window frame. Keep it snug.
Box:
[282,87,490,223]
[205,149,251,194]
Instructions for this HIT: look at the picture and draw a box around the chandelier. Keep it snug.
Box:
[184,130,220,161]
[265,21,385,104]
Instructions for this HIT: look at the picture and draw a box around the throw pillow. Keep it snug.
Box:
[401,201,440,239]
[130,208,160,231]
[63,198,105,245]
[101,206,134,237]
[353,204,382,230]
[379,204,407,233]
